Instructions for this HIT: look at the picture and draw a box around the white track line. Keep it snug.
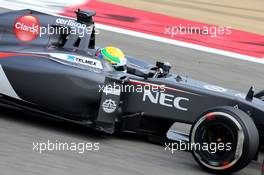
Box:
[96,24,264,64]
[1,3,264,64]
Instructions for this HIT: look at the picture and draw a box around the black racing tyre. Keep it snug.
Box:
[190,106,259,174]
[262,159,264,175]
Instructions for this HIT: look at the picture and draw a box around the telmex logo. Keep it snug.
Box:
[67,55,97,66]
[14,15,40,42]
[143,91,189,111]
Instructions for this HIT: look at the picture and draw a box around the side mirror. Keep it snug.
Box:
[163,62,171,75]
[246,86,254,101]
[156,61,171,75]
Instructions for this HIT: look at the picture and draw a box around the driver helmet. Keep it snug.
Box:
[96,47,127,72]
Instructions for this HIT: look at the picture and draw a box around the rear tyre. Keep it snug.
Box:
[190,106,259,174]
[262,159,264,175]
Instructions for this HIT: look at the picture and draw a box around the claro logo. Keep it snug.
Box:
[14,15,40,42]
[143,91,189,111]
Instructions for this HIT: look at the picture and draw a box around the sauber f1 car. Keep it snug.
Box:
[0,9,263,174]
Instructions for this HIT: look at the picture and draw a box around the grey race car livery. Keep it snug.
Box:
[0,9,263,174]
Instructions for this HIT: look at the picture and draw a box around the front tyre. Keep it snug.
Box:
[190,106,259,174]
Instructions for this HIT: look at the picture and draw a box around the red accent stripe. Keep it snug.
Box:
[61,0,264,58]
[129,80,163,89]
[206,113,216,121]
[220,161,232,169]
[0,52,50,59]
[0,52,26,58]
[129,79,198,95]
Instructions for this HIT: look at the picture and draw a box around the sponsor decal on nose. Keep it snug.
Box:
[13,15,40,42]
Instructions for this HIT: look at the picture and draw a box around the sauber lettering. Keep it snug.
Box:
[143,91,189,111]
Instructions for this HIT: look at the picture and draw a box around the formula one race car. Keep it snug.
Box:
[0,9,263,174]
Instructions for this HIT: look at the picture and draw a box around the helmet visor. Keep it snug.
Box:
[114,65,127,72]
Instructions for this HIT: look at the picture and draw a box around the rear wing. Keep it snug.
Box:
[76,9,96,25]
[0,9,97,51]
[63,9,97,51]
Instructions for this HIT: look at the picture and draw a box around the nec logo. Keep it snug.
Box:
[143,91,189,111]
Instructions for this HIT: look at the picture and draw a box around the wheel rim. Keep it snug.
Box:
[200,122,236,160]
[191,112,245,170]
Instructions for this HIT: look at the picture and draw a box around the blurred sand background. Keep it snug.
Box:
[100,0,264,35]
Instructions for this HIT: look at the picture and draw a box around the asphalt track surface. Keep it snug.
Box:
[0,7,263,175]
